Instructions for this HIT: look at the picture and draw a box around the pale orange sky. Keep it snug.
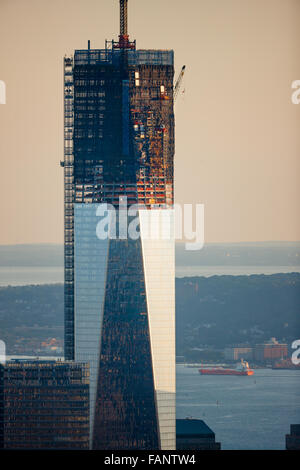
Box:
[0,0,299,244]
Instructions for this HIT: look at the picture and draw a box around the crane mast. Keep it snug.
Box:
[117,0,135,49]
[120,0,128,37]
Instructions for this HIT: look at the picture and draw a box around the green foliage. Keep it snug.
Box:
[0,273,299,355]
[176,273,300,352]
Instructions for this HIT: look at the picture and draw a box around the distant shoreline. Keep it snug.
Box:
[0,267,300,287]
[1,242,300,286]
[1,241,300,267]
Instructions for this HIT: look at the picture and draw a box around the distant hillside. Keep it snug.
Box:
[0,284,63,353]
[0,273,299,355]
[176,273,300,353]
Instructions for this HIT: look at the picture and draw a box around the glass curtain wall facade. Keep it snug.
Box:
[0,361,89,449]
[64,43,175,449]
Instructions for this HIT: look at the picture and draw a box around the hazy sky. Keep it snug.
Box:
[0,0,299,244]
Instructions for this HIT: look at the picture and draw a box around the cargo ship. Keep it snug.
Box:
[199,360,254,376]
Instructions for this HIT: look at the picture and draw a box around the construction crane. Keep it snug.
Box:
[174,65,186,101]
[120,0,128,37]
[116,0,135,49]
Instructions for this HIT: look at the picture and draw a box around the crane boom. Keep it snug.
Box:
[174,65,186,101]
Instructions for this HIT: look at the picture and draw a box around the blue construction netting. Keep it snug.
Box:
[74,49,174,67]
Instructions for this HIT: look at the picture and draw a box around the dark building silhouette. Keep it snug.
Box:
[286,424,300,450]
[0,360,89,449]
[176,419,221,450]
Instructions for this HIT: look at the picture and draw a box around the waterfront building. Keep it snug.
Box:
[224,347,253,362]
[254,338,288,364]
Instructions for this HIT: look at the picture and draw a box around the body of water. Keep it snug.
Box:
[176,364,300,450]
[0,265,300,286]
[0,267,64,286]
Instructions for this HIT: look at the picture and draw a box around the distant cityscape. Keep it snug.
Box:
[179,337,298,370]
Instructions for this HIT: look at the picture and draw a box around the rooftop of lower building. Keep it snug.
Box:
[176,419,215,438]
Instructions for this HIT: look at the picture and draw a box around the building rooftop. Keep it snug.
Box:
[290,424,300,435]
[176,419,215,438]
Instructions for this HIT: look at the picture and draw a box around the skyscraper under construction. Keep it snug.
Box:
[62,0,175,449]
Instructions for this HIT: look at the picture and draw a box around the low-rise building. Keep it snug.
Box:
[176,419,221,450]
[224,347,253,362]
[254,338,288,364]
[0,360,89,449]
[286,425,300,450]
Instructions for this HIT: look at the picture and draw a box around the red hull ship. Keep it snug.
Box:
[199,360,254,376]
